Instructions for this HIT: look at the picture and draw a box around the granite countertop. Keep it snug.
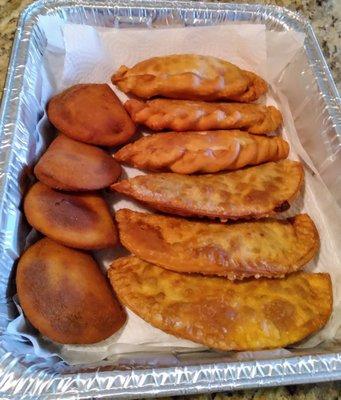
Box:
[0,1,340,399]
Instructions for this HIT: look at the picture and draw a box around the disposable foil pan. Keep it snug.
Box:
[0,1,340,398]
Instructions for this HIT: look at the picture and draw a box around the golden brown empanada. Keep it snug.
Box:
[24,182,117,250]
[17,238,126,344]
[112,160,303,220]
[112,54,267,102]
[47,84,136,146]
[115,209,319,280]
[114,130,289,174]
[125,99,282,134]
[108,256,332,350]
[34,135,122,191]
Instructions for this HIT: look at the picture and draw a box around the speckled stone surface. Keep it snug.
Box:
[0,1,340,399]
[153,383,341,399]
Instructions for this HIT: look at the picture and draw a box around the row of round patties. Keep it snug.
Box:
[18,83,136,345]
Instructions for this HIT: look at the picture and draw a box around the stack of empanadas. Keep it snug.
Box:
[16,54,332,352]
[108,54,332,351]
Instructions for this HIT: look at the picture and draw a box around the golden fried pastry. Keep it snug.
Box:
[116,210,319,280]
[112,160,303,220]
[125,99,282,134]
[47,84,136,146]
[114,130,289,174]
[24,182,117,250]
[229,70,268,102]
[109,256,332,350]
[112,55,267,102]
[34,135,122,191]
[17,238,126,344]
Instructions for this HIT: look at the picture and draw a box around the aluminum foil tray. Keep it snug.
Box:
[0,1,340,398]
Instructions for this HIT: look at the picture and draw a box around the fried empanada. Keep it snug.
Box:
[115,210,319,279]
[112,54,267,102]
[125,99,282,134]
[114,130,289,174]
[24,182,117,250]
[108,256,332,350]
[17,238,126,344]
[47,84,136,146]
[34,135,122,191]
[112,160,303,220]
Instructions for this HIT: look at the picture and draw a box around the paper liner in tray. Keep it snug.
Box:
[7,20,341,365]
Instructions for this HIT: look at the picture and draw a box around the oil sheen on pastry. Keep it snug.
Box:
[34,135,122,191]
[125,99,282,134]
[24,182,117,250]
[112,54,267,102]
[108,256,332,350]
[115,209,319,280]
[112,160,303,220]
[114,130,289,174]
[47,84,136,146]
[17,238,126,344]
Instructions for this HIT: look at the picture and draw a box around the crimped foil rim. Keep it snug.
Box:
[0,1,340,398]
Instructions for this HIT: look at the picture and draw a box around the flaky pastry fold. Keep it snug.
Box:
[109,256,332,350]
[125,99,282,134]
[114,130,289,174]
[112,160,303,220]
[112,54,267,102]
[115,209,319,280]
